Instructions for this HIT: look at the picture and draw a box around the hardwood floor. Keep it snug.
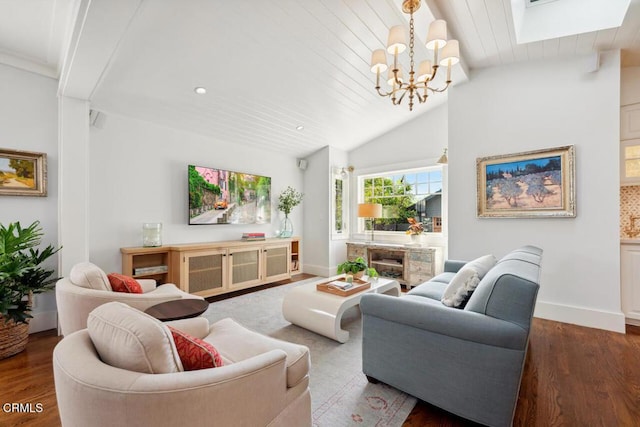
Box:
[2,291,639,426]
[0,328,62,427]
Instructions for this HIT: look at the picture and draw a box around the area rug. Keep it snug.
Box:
[203,278,417,427]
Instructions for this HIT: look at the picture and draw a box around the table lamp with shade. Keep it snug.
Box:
[358,203,383,242]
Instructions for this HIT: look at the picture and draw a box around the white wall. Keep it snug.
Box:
[58,96,90,274]
[449,52,624,332]
[621,66,640,106]
[349,103,448,170]
[89,114,304,273]
[302,146,330,275]
[329,146,349,272]
[0,64,59,333]
[348,104,449,254]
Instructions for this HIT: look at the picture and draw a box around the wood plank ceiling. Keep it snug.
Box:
[1,0,640,157]
[433,0,640,70]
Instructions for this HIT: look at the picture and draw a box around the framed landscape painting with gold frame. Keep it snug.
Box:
[477,145,575,218]
[0,148,47,197]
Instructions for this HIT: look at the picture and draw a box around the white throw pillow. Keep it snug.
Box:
[87,302,183,374]
[441,254,497,308]
[461,254,497,279]
[441,269,480,308]
[69,262,112,291]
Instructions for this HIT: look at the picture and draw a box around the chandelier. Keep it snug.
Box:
[370,0,460,111]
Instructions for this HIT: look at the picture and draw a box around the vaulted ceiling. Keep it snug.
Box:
[1,0,639,157]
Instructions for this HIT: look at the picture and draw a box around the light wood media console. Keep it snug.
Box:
[121,237,301,298]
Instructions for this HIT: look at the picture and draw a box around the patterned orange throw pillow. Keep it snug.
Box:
[107,273,143,294]
[169,326,224,370]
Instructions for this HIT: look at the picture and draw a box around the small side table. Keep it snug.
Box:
[144,299,209,321]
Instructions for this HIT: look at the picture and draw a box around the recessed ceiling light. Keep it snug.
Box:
[194,87,207,95]
[296,125,304,131]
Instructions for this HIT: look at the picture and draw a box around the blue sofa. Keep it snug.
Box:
[360,245,542,427]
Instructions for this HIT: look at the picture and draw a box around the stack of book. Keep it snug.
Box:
[327,280,353,291]
[241,232,266,241]
[134,265,168,275]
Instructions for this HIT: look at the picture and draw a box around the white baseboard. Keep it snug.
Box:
[302,264,332,278]
[534,301,626,333]
[28,310,58,334]
[627,317,640,327]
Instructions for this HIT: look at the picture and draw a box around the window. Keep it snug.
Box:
[359,166,443,233]
[623,141,640,178]
[332,168,349,238]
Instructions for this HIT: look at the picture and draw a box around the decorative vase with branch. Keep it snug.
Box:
[0,221,61,358]
[277,186,303,237]
[406,218,424,245]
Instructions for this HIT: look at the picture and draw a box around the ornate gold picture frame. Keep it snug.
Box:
[477,145,575,218]
[0,148,47,197]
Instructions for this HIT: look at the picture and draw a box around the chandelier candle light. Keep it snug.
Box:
[370,0,460,111]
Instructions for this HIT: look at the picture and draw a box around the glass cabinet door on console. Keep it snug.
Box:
[263,243,290,282]
[181,249,227,297]
[229,246,263,289]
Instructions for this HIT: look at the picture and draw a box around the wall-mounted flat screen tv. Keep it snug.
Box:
[188,164,271,225]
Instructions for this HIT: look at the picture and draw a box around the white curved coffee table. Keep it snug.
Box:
[282,276,400,343]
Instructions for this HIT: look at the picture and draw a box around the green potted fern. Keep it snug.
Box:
[0,221,60,359]
[336,257,377,280]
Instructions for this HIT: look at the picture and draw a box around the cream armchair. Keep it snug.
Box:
[53,302,311,427]
[56,262,202,336]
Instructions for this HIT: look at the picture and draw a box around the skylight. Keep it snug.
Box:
[511,0,631,44]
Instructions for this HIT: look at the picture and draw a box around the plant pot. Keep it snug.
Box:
[408,234,422,246]
[345,271,364,282]
[0,317,29,359]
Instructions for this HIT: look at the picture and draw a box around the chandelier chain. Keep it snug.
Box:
[408,9,416,109]
[408,12,415,80]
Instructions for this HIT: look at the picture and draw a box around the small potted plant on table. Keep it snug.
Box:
[406,217,424,245]
[337,257,378,282]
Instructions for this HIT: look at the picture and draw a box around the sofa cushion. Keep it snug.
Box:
[429,272,456,284]
[205,318,309,388]
[70,262,112,291]
[169,326,223,370]
[107,273,143,294]
[87,302,183,374]
[440,254,497,308]
[408,281,448,300]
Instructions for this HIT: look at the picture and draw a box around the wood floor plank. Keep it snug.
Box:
[0,329,62,427]
[1,301,639,426]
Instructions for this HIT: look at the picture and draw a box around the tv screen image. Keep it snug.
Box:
[188,165,271,225]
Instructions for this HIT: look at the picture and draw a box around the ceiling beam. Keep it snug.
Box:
[58,0,144,99]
